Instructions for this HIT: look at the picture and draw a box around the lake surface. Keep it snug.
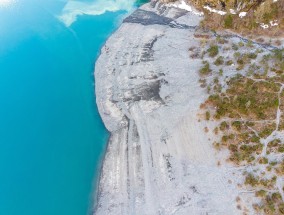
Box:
[0,0,146,214]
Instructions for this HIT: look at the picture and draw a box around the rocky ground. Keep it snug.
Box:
[198,19,284,215]
[93,1,255,214]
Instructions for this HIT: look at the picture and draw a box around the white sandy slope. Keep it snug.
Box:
[94,1,246,214]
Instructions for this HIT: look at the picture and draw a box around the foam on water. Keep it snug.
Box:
[59,0,136,27]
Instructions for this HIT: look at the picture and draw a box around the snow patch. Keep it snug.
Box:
[167,0,204,16]
[239,11,247,18]
[229,9,236,14]
[260,23,269,29]
[260,20,279,29]
[270,20,278,26]
[203,5,227,15]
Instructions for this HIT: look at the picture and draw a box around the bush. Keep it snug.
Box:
[238,42,244,47]
[248,53,258,59]
[229,144,238,152]
[250,135,260,143]
[245,174,259,187]
[226,60,234,66]
[214,56,224,66]
[232,121,242,130]
[232,43,239,50]
[234,52,241,58]
[256,190,266,197]
[278,145,284,153]
[224,15,233,28]
[199,62,211,76]
[207,45,219,57]
[259,157,268,164]
[279,203,284,214]
[220,121,229,131]
[272,192,282,202]
[246,40,254,48]
[273,49,284,61]
[206,111,210,120]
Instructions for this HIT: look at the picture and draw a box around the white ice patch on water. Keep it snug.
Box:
[203,5,226,15]
[167,0,204,16]
[58,0,134,27]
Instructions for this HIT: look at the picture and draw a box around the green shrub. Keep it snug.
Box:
[256,190,267,197]
[246,121,255,127]
[248,53,258,59]
[272,192,282,202]
[207,45,219,57]
[245,174,259,187]
[259,157,268,164]
[229,144,238,152]
[199,62,211,76]
[214,56,224,66]
[232,121,242,130]
[226,60,234,66]
[246,40,254,48]
[206,111,210,120]
[273,49,284,61]
[224,15,233,29]
[250,135,260,143]
[259,127,274,138]
[278,145,284,153]
[238,42,244,47]
[234,52,241,58]
[279,203,284,214]
[220,121,229,131]
[232,43,239,50]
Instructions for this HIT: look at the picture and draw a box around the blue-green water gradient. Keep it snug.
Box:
[0,1,145,214]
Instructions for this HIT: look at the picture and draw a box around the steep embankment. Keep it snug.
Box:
[94,1,249,214]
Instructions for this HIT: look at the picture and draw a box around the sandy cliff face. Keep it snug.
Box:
[94,1,245,214]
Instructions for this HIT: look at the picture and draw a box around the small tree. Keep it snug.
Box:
[207,45,219,57]
[224,15,233,29]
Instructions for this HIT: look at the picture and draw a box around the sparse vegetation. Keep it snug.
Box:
[214,56,224,66]
[207,45,219,57]
[224,15,233,29]
[197,32,284,214]
[199,61,211,76]
[197,0,284,37]
[206,111,210,120]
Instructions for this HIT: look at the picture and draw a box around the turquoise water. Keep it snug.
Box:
[0,1,145,215]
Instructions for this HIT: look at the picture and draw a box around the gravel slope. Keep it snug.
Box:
[94,1,244,214]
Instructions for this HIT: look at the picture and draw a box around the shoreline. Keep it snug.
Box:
[91,3,145,213]
[91,133,111,214]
